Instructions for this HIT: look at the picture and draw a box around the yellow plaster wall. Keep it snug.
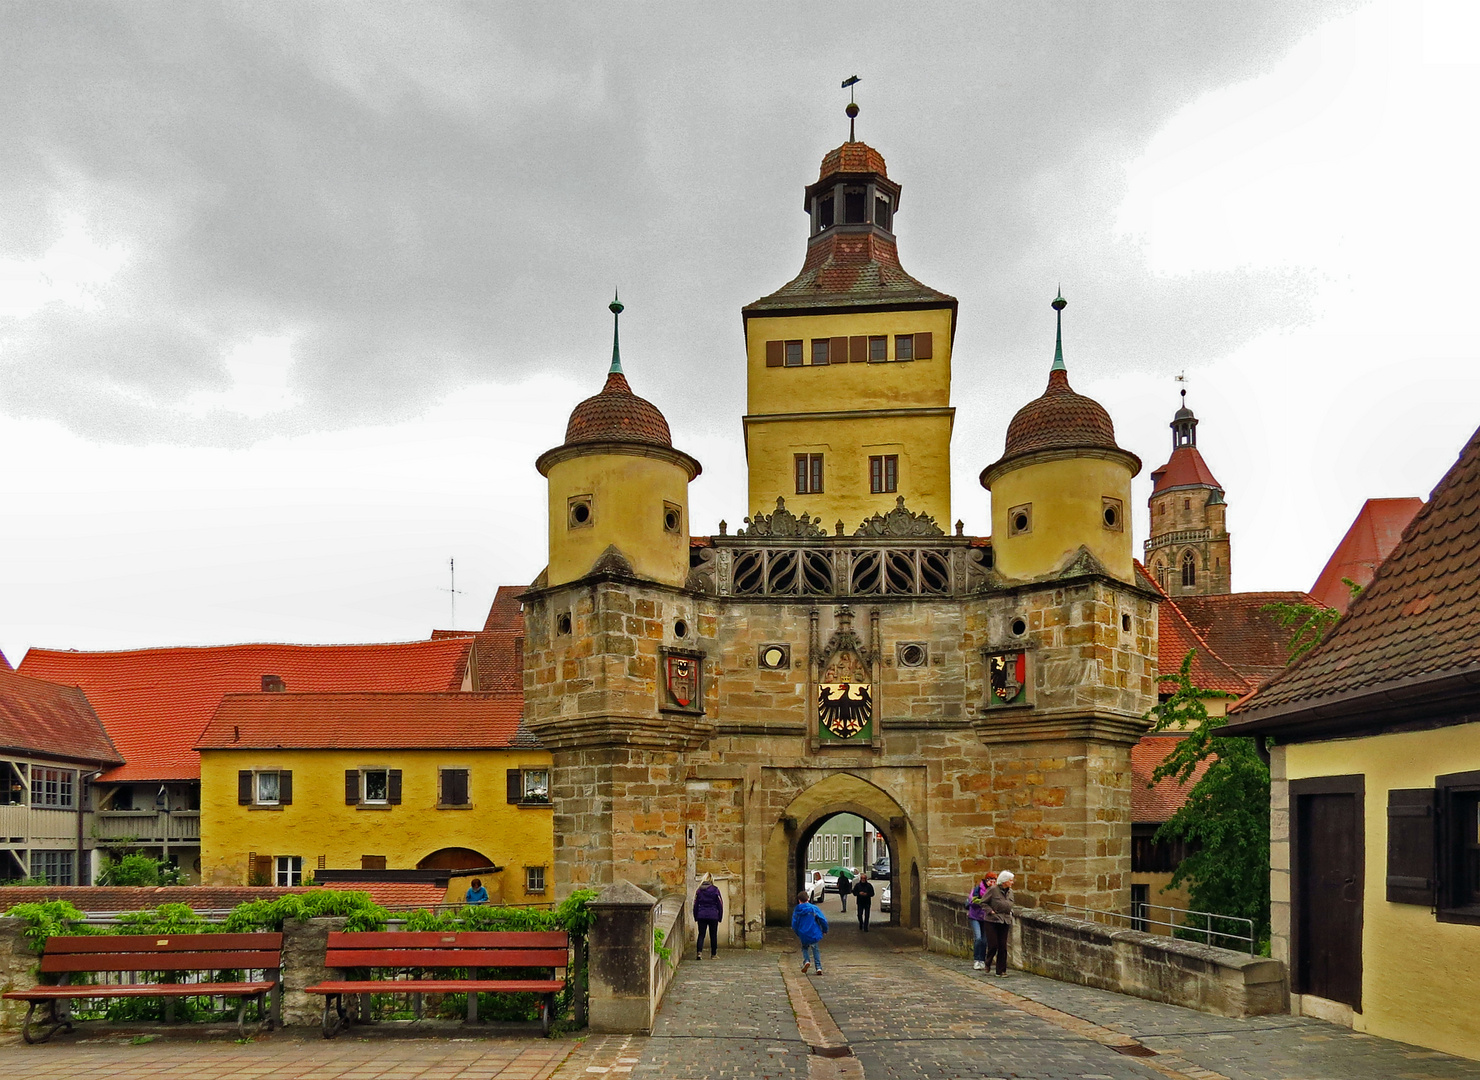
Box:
[1286,727,1480,1060]
[546,452,689,588]
[988,455,1135,583]
[745,413,953,530]
[744,307,954,527]
[199,747,554,905]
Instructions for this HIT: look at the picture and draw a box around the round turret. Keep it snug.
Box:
[536,298,701,589]
[979,294,1140,583]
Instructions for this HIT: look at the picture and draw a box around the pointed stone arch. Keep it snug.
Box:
[764,771,926,928]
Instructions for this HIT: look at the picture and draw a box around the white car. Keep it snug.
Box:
[880,882,892,912]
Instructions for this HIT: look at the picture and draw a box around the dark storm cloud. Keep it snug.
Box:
[0,0,1359,446]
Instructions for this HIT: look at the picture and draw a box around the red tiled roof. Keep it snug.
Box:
[1131,736,1211,824]
[745,230,956,313]
[1171,592,1315,687]
[1150,444,1223,495]
[196,691,523,750]
[434,588,527,692]
[0,667,123,765]
[18,639,475,783]
[1309,497,1424,613]
[564,371,672,448]
[983,368,1139,483]
[481,586,526,632]
[0,651,10,671]
[1135,563,1252,695]
[0,884,446,913]
[1234,426,1480,718]
[817,141,889,183]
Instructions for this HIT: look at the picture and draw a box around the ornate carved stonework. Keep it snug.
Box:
[738,497,827,538]
[815,606,877,742]
[854,496,945,538]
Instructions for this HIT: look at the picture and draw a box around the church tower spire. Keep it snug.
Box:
[1146,392,1231,595]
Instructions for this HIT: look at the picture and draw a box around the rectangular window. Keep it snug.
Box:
[1,762,23,806]
[874,194,892,231]
[819,194,834,229]
[868,336,887,362]
[784,340,803,367]
[811,339,830,366]
[1131,823,1192,873]
[526,865,547,894]
[523,769,549,804]
[1438,771,1480,921]
[276,855,302,887]
[30,767,74,809]
[844,187,866,224]
[894,334,915,361]
[362,769,389,804]
[361,855,387,870]
[869,455,898,494]
[795,454,823,495]
[256,771,280,805]
[440,768,470,807]
[842,835,853,867]
[29,849,75,886]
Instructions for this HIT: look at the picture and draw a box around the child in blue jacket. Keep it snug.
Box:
[791,890,829,974]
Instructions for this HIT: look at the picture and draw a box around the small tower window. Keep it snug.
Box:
[811,339,831,365]
[844,186,866,223]
[868,336,887,362]
[1184,498,1191,510]
[1181,551,1197,588]
[795,454,824,494]
[1155,562,1166,588]
[568,495,593,529]
[819,193,834,230]
[874,193,892,231]
[894,335,915,361]
[663,502,682,534]
[1102,497,1123,532]
[784,340,804,367]
[1008,503,1032,536]
[869,455,898,494]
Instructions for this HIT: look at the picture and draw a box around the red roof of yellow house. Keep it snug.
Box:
[432,584,526,692]
[196,691,522,750]
[18,639,475,784]
[0,667,123,766]
[1309,497,1424,613]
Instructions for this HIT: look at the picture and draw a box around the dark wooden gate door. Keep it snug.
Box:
[1297,790,1363,1008]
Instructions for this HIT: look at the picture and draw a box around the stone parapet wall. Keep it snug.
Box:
[926,893,1288,1018]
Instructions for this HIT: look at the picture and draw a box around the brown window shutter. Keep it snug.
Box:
[238,770,253,805]
[251,853,273,884]
[388,769,402,805]
[345,769,359,805]
[507,769,522,803]
[829,337,848,368]
[914,332,933,359]
[279,770,293,806]
[849,336,867,363]
[765,340,784,367]
[1386,788,1437,905]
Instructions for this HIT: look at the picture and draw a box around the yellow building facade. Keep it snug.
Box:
[195,691,554,905]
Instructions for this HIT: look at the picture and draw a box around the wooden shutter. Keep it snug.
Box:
[251,853,273,884]
[915,332,933,359]
[1387,788,1437,905]
[388,769,402,805]
[829,337,848,368]
[279,770,293,806]
[238,770,253,805]
[508,769,523,803]
[849,336,867,363]
[765,340,784,367]
[442,768,468,806]
[345,769,360,805]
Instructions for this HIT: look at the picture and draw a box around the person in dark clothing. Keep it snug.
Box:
[981,869,1015,976]
[837,867,853,912]
[693,872,723,959]
[851,870,875,931]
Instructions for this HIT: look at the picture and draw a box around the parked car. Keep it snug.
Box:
[871,858,891,879]
[822,866,853,894]
[880,882,892,912]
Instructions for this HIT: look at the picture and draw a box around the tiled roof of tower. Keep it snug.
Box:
[564,371,672,448]
[984,370,1138,483]
[1171,592,1315,687]
[816,140,889,182]
[744,231,956,313]
[1135,563,1252,695]
[1150,444,1223,494]
[1232,426,1480,719]
[196,691,522,750]
[1309,497,1424,613]
[1131,736,1211,823]
[0,667,123,765]
[18,639,475,783]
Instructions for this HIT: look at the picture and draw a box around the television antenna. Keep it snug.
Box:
[440,558,465,627]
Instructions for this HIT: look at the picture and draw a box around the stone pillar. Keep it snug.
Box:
[0,917,39,1032]
[587,880,657,1034]
[280,916,346,1027]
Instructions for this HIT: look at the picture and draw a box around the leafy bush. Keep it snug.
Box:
[4,900,93,953]
[222,889,388,933]
[113,903,213,935]
[97,853,185,887]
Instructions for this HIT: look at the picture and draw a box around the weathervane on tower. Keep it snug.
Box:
[841,75,860,141]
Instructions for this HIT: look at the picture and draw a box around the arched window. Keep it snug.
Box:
[1181,550,1197,588]
[1154,562,1166,588]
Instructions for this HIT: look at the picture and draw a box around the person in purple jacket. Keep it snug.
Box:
[693,872,724,959]
[966,871,997,970]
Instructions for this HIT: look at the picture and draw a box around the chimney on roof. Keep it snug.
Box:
[262,674,285,693]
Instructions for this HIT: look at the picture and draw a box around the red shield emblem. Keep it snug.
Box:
[666,655,699,708]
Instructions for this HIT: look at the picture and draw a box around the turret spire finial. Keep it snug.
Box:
[608,291,624,375]
[842,75,861,142]
[1051,289,1067,372]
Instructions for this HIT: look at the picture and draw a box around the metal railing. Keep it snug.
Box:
[1041,899,1256,954]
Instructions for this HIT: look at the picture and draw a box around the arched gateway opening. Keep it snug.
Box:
[764,772,925,929]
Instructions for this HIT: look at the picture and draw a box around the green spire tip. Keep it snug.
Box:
[1051,290,1067,372]
[608,291,624,375]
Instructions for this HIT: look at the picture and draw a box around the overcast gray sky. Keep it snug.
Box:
[3,0,1478,661]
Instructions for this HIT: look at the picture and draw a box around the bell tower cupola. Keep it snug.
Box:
[1146,391,1231,595]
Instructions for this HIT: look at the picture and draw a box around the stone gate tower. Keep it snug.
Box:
[522,111,1158,943]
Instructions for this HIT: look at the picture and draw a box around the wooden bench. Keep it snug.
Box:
[1,932,283,1044]
[304,930,569,1038]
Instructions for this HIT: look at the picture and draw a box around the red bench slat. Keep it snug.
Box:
[324,948,568,969]
[5,981,277,1001]
[41,951,282,974]
[325,931,568,949]
[42,933,282,953]
[306,979,564,995]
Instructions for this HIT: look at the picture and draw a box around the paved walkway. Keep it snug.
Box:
[4,909,1479,1080]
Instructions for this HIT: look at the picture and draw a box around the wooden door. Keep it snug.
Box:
[1296,789,1363,1009]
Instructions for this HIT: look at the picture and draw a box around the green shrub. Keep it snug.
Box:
[222,889,388,933]
[4,900,93,953]
[113,903,213,935]
[96,853,187,887]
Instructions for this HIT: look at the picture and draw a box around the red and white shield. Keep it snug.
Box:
[666,655,698,707]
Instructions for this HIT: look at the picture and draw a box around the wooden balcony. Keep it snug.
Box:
[94,809,201,843]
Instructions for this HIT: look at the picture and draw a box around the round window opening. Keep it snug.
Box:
[557,613,572,635]
[664,508,680,531]
[762,646,786,668]
[1013,513,1029,533]
[1103,506,1118,527]
[899,643,927,668]
[674,619,689,638]
[1010,617,1027,636]
[571,502,591,525]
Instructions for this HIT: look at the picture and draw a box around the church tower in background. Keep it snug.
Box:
[1145,392,1231,595]
[739,104,958,531]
